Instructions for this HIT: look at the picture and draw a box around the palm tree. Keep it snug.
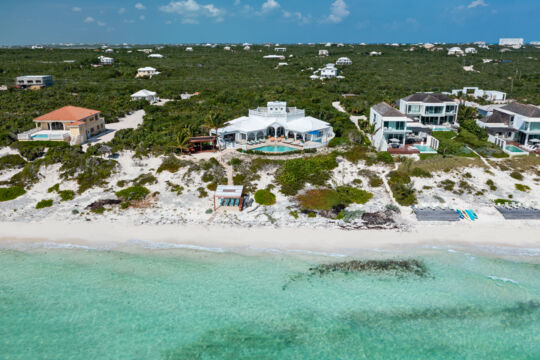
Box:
[201,111,225,151]
[175,127,192,154]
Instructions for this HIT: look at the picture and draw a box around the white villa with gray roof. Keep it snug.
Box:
[399,93,458,126]
[370,102,411,151]
[212,101,334,149]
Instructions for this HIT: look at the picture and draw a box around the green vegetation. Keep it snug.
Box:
[276,154,338,195]
[132,173,157,186]
[197,187,208,198]
[35,199,53,209]
[486,179,497,191]
[510,171,524,180]
[47,183,75,201]
[297,186,372,211]
[494,199,515,205]
[0,154,26,170]
[157,156,190,173]
[387,171,416,206]
[254,189,276,206]
[116,185,150,201]
[166,181,184,195]
[440,180,456,191]
[515,183,530,192]
[0,186,26,202]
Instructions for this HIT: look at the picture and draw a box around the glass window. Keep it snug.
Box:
[425,106,443,114]
[446,105,456,112]
[407,105,421,114]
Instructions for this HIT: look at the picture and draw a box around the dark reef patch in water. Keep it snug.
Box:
[309,259,428,278]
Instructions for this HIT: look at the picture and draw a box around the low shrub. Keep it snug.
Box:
[166,181,184,195]
[207,182,218,191]
[277,155,338,196]
[440,180,455,191]
[115,185,150,201]
[132,173,157,186]
[387,171,416,206]
[297,186,372,210]
[0,186,26,202]
[197,187,208,198]
[59,190,75,201]
[0,154,26,170]
[494,199,515,205]
[36,199,53,209]
[376,151,394,164]
[410,167,432,178]
[486,179,497,191]
[510,171,523,180]
[157,155,187,173]
[254,189,276,206]
[515,183,530,192]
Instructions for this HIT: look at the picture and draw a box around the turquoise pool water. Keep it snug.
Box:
[1,245,539,359]
[505,145,526,153]
[31,134,49,139]
[414,144,437,153]
[432,127,451,132]
[252,145,296,153]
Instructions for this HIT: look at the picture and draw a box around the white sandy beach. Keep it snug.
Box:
[1,221,539,255]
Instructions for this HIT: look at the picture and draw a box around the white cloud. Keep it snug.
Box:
[84,16,95,23]
[139,15,145,20]
[97,21,106,26]
[261,0,280,13]
[468,0,488,8]
[135,3,146,10]
[118,8,126,14]
[72,7,82,12]
[324,0,349,23]
[159,0,225,22]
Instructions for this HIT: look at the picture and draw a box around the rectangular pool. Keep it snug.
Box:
[31,134,50,139]
[432,127,451,132]
[505,145,526,153]
[413,145,438,154]
[251,145,297,153]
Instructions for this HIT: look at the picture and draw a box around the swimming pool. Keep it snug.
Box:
[31,134,49,139]
[432,127,451,132]
[251,145,297,153]
[413,145,438,154]
[505,145,526,153]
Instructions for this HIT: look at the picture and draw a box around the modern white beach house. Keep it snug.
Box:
[336,57,352,65]
[399,93,458,126]
[370,102,411,151]
[136,67,159,78]
[16,75,53,89]
[320,64,338,78]
[451,87,506,102]
[98,56,114,65]
[477,102,540,146]
[211,101,334,151]
[131,89,158,104]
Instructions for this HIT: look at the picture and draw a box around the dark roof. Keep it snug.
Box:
[402,93,454,103]
[501,102,540,117]
[372,102,405,117]
[479,110,512,125]
[486,127,517,135]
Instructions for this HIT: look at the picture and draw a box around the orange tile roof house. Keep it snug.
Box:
[17,106,106,145]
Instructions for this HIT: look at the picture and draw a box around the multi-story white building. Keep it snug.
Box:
[16,75,53,88]
[320,64,338,78]
[369,102,411,151]
[451,87,506,102]
[136,67,159,78]
[336,57,352,65]
[98,56,114,65]
[499,38,524,47]
[477,102,540,145]
[399,93,458,126]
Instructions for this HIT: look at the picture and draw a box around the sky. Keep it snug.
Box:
[1,0,539,45]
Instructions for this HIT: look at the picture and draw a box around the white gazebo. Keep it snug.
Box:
[211,101,334,149]
[131,89,158,103]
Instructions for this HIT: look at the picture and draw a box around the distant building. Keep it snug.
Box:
[448,47,464,56]
[499,38,524,47]
[131,89,158,104]
[399,93,458,126]
[148,53,163,58]
[224,46,231,51]
[318,49,329,56]
[464,47,478,54]
[243,45,250,50]
[320,64,338,78]
[186,47,193,52]
[17,106,105,145]
[451,87,506,102]
[98,56,114,65]
[369,51,382,56]
[336,57,352,65]
[263,55,285,60]
[370,102,411,151]
[274,47,286,52]
[136,67,159,78]
[16,75,53,89]
[477,102,540,145]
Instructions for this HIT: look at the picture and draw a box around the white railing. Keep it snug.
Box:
[17,128,40,140]
[488,135,506,149]
[426,135,440,150]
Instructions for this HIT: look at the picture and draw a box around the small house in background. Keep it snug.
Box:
[336,57,352,65]
[148,53,164,58]
[186,47,193,51]
[17,105,105,145]
[16,75,53,89]
[131,89,158,104]
[318,49,329,56]
[274,47,286,52]
[243,45,251,50]
[320,64,338,78]
[136,67,159,78]
[465,47,478,54]
[105,48,114,53]
[369,51,382,56]
[98,56,114,65]
[448,47,464,56]
[224,46,231,51]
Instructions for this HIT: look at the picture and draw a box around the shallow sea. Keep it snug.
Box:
[0,241,539,359]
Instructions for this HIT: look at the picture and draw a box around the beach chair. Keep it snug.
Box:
[225,199,230,206]
[234,199,239,206]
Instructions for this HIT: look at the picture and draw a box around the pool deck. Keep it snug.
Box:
[241,139,310,151]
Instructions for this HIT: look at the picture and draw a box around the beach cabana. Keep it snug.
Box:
[214,185,244,211]
[189,136,216,152]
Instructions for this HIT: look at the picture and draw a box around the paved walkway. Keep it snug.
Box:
[332,101,367,132]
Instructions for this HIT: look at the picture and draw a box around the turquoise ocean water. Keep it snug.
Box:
[0,242,539,359]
